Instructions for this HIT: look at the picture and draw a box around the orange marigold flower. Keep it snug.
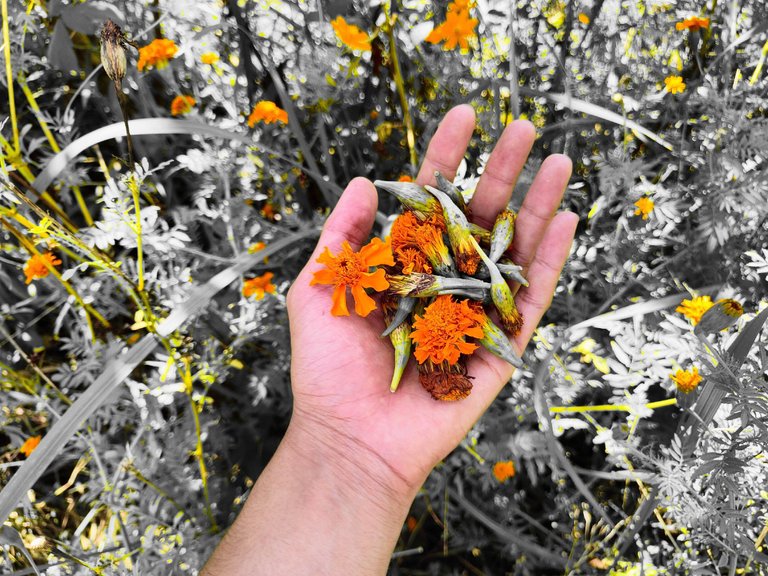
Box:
[676,295,714,326]
[137,38,178,72]
[310,237,394,317]
[331,16,371,52]
[633,197,654,219]
[449,0,473,11]
[243,272,276,300]
[578,12,591,25]
[671,367,702,394]
[418,360,473,401]
[664,75,686,94]
[23,252,62,284]
[493,460,516,482]
[676,16,710,32]
[411,295,484,365]
[20,435,41,457]
[398,174,414,182]
[201,51,219,64]
[170,95,195,116]
[248,101,288,127]
[426,7,479,50]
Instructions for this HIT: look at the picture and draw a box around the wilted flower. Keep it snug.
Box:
[390,211,453,275]
[100,20,129,81]
[418,360,473,401]
[426,185,480,275]
[671,367,702,394]
[493,460,516,482]
[310,238,394,317]
[411,295,484,365]
[695,298,743,334]
[331,16,371,52]
[20,435,41,457]
[676,295,714,325]
[24,252,61,284]
[387,272,489,299]
[243,272,276,300]
[426,3,479,50]
[170,95,195,116]
[676,16,710,32]
[137,38,178,72]
[201,52,219,64]
[664,75,686,94]
[633,197,654,219]
[247,101,288,127]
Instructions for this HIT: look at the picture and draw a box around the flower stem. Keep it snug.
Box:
[385,5,418,169]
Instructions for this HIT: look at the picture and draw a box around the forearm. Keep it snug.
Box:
[201,423,420,576]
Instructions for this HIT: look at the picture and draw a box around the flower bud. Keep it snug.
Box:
[381,296,416,337]
[387,272,489,299]
[477,311,523,368]
[373,180,440,220]
[470,236,524,334]
[434,170,466,212]
[100,20,128,81]
[694,298,743,335]
[489,209,516,262]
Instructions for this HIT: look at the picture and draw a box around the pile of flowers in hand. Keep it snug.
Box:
[311,174,529,401]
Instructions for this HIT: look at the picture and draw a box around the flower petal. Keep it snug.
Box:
[316,246,336,267]
[351,284,377,317]
[359,237,395,267]
[359,268,389,291]
[330,285,350,316]
[310,268,337,286]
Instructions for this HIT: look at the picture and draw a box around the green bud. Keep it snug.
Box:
[373,180,440,219]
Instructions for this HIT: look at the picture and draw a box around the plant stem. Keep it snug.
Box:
[385,5,418,169]
[1,0,19,152]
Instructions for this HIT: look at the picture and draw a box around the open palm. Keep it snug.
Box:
[286,105,577,493]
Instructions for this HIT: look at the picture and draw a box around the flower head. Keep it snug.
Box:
[578,12,591,25]
[20,435,41,457]
[170,95,195,116]
[137,38,178,72]
[248,101,288,127]
[100,20,128,81]
[243,272,276,300]
[634,197,654,219]
[664,75,686,94]
[310,237,394,317]
[676,16,710,32]
[23,252,62,284]
[493,460,516,482]
[426,6,479,51]
[201,52,219,64]
[398,174,414,182]
[390,211,452,274]
[411,295,484,365]
[418,360,473,401]
[671,367,702,394]
[331,16,371,52]
[676,295,714,325]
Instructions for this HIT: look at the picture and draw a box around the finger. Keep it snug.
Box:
[469,120,536,229]
[508,154,572,270]
[513,211,579,348]
[416,104,476,186]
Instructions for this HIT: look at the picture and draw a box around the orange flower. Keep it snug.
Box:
[391,211,452,274]
[664,75,686,94]
[493,460,516,482]
[426,7,478,50]
[248,101,288,127]
[200,52,219,64]
[170,95,195,116]
[578,12,591,25]
[411,295,484,365]
[676,16,710,32]
[398,174,414,182]
[243,272,276,300]
[20,435,41,457]
[633,197,654,219]
[23,252,62,284]
[310,237,394,317]
[418,360,473,401]
[137,38,178,72]
[676,295,714,326]
[671,367,702,394]
[331,16,371,52]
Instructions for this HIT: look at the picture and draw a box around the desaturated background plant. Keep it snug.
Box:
[1,0,767,574]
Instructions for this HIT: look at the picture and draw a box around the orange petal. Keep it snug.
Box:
[360,237,395,267]
[465,325,484,339]
[310,268,337,286]
[351,284,377,317]
[316,246,336,267]
[359,268,389,292]
[330,285,350,316]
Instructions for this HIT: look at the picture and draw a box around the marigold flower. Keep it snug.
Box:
[578,12,591,25]
[170,95,195,116]
[633,197,654,219]
[23,252,62,284]
[411,295,484,365]
[243,272,276,300]
[664,75,686,94]
[390,211,452,275]
[426,7,478,51]
[398,174,414,182]
[493,460,516,482]
[248,101,288,127]
[426,185,480,275]
[676,16,710,32]
[418,360,473,401]
[201,52,219,64]
[671,367,702,394]
[676,295,714,326]
[310,237,394,317]
[20,435,41,457]
[100,20,128,81]
[331,16,371,52]
[137,38,178,72]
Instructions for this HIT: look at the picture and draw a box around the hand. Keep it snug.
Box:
[286,105,577,493]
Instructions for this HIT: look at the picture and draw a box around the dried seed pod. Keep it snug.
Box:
[387,272,490,299]
[475,261,529,287]
[417,360,473,401]
[381,295,416,338]
[476,310,523,368]
[434,170,466,212]
[100,20,130,81]
[470,236,523,334]
[469,222,491,244]
[425,185,481,275]
[382,297,414,393]
[489,209,516,262]
[374,180,440,220]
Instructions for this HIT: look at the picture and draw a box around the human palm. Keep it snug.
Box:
[286,105,577,493]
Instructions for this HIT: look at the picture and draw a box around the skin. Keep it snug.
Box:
[201,105,578,575]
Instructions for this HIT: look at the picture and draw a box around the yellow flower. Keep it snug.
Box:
[676,295,714,326]
[23,252,62,284]
[331,16,371,52]
[578,12,591,25]
[411,295,485,365]
[20,435,41,457]
[426,7,479,50]
[633,197,654,219]
[200,52,219,64]
[243,272,276,300]
[664,75,686,94]
[570,338,610,374]
[310,238,394,317]
[493,460,516,482]
[137,38,178,72]
[676,16,710,32]
[671,367,702,394]
[170,95,195,116]
[247,101,288,127]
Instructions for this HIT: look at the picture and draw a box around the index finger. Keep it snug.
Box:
[416,104,476,186]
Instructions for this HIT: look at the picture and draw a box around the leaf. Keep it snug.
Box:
[727,306,768,368]
[61,2,125,35]
[47,20,78,72]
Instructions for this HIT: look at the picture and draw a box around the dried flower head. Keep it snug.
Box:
[411,295,484,365]
[100,20,129,81]
[243,272,276,300]
[671,367,702,394]
[20,435,41,457]
[418,360,473,401]
[170,95,195,116]
[695,298,743,334]
[426,185,480,275]
[23,252,62,284]
[310,238,394,317]
[382,296,413,393]
[676,295,714,326]
[493,460,516,482]
[248,101,288,127]
[331,16,371,52]
[137,38,178,72]
[374,180,441,220]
